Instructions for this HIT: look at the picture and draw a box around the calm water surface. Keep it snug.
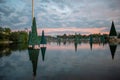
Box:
[0,42,120,80]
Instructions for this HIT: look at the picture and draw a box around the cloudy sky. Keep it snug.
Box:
[0,0,120,35]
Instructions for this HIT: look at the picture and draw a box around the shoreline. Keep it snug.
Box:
[0,41,13,44]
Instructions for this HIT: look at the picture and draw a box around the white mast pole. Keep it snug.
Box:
[32,0,34,20]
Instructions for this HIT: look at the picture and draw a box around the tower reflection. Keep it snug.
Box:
[74,41,78,52]
[28,49,39,80]
[89,34,93,51]
[89,42,93,51]
[41,47,46,61]
[109,43,117,60]
[74,33,79,52]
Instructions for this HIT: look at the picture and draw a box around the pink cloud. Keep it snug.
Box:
[37,27,108,36]
[12,27,109,36]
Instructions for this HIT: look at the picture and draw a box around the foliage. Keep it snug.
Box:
[9,31,28,43]
[18,31,28,43]
[4,28,11,34]
[0,27,28,43]
[0,27,11,40]
[9,32,20,42]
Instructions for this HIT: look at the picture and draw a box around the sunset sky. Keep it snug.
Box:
[0,0,120,35]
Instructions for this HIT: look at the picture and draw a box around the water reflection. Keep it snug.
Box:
[89,35,93,51]
[41,47,47,61]
[109,43,117,60]
[57,38,61,46]
[28,49,39,80]
[74,42,78,52]
[28,46,47,80]
[0,43,27,58]
[74,35,79,52]
[0,42,118,61]
[89,42,93,51]
[0,44,11,57]
[63,39,67,45]
[0,42,120,80]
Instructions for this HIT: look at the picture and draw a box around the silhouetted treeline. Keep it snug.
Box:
[57,33,109,40]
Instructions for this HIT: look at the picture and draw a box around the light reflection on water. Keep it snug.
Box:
[0,42,120,80]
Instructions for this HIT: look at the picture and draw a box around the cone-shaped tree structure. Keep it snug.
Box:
[41,47,46,61]
[31,17,37,36]
[28,17,40,46]
[41,30,47,44]
[109,21,117,36]
[109,44,117,60]
[89,34,93,43]
[28,49,39,76]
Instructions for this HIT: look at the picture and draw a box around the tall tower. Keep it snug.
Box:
[28,0,40,48]
[32,0,34,20]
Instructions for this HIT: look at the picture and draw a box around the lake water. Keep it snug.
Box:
[0,42,120,80]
